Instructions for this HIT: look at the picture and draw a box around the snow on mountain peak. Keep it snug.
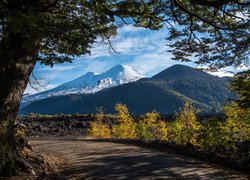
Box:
[21,64,144,107]
[103,64,144,81]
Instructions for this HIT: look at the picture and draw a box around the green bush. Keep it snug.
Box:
[221,102,250,151]
[199,117,223,151]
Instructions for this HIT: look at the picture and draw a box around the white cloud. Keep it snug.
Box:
[208,71,234,77]
[120,25,145,32]
[129,53,192,77]
[36,65,77,72]
[204,65,249,77]
[82,25,168,59]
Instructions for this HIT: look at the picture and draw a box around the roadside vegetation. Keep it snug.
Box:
[88,102,250,170]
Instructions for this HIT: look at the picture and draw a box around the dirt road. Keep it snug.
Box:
[31,139,248,180]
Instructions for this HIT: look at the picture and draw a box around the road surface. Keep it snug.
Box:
[31,139,248,180]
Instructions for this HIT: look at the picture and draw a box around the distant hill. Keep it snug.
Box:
[20,65,235,115]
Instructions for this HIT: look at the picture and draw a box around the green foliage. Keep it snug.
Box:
[138,112,168,141]
[1,1,248,68]
[168,103,201,146]
[199,117,223,151]
[199,102,250,152]
[112,104,138,139]
[222,102,250,149]
[88,107,111,139]
[230,70,250,109]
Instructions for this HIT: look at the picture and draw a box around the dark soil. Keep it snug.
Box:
[17,114,95,138]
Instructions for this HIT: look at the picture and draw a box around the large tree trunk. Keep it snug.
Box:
[0,33,38,123]
[0,33,39,175]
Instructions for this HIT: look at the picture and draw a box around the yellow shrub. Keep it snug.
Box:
[88,107,111,139]
[138,112,168,141]
[155,120,168,141]
[88,122,111,139]
[168,103,201,146]
[112,103,138,139]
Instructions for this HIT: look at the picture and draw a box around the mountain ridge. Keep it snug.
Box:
[21,64,144,108]
[20,64,235,115]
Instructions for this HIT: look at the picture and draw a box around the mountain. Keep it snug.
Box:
[21,64,144,107]
[152,64,211,79]
[20,65,236,115]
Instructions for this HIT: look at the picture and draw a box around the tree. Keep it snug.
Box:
[223,102,250,143]
[168,103,201,146]
[1,0,249,174]
[199,117,223,151]
[1,0,249,123]
[88,107,112,139]
[112,103,138,139]
[138,112,168,141]
[230,70,250,109]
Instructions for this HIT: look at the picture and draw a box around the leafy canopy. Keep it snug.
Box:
[1,0,249,69]
[230,70,250,109]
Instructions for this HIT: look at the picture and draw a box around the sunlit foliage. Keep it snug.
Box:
[138,112,168,141]
[88,107,111,139]
[112,104,138,139]
[222,102,250,150]
[168,103,201,146]
[230,70,250,109]
[88,100,249,165]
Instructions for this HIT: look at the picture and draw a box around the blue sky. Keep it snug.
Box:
[25,25,247,94]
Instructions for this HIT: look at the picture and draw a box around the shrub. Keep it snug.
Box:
[138,112,168,141]
[168,103,201,146]
[88,107,111,139]
[221,102,250,151]
[155,120,168,141]
[112,104,138,139]
[199,117,223,151]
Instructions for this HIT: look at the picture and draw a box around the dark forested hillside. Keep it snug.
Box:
[20,65,235,115]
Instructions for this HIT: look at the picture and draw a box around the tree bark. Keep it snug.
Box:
[0,33,38,124]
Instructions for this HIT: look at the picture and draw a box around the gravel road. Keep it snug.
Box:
[31,139,248,180]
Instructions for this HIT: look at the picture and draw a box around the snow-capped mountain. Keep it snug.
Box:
[21,64,144,107]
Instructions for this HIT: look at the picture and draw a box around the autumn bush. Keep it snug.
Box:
[87,101,250,169]
[112,104,138,139]
[138,112,168,141]
[88,107,111,139]
[168,103,201,146]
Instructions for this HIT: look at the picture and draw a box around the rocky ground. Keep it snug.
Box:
[17,114,95,138]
